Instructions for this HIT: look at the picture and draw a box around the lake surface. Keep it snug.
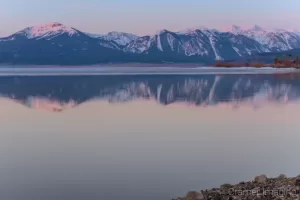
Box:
[0,66,297,75]
[1,72,300,200]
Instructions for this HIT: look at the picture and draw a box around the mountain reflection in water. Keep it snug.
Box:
[0,73,300,112]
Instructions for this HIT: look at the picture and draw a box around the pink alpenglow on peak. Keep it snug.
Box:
[17,22,78,40]
[250,25,265,32]
[177,26,219,35]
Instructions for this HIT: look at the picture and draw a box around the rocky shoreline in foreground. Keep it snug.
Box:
[173,174,300,200]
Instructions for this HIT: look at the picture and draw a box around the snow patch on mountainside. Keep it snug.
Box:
[177,29,216,56]
[123,36,151,53]
[98,41,120,50]
[101,32,138,46]
[282,33,292,49]
[232,47,242,56]
[245,48,252,55]
[0,37,16,42]
[209,35,222,60]
[166,34,177,51]
[156,35,163,51]
[181,38,209,56]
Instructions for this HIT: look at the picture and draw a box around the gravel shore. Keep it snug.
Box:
[173,174,300,200]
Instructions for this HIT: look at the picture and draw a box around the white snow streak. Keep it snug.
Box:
[167,34,176,51]
[232,47,242,56]
[157,35,163,51]
[245,48,252,55]
[209,36,222,60]
[282,34,292,49]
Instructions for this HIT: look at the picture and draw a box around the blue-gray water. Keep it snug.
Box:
[0,66,297,75]
[1,71,300,200]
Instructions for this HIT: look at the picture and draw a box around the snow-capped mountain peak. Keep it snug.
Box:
[102,31,138,46]
[177,26,213,34]
[250,25,265,32]
[86,31,138,46]
[16,22,78,40]
[154,29,170,35]
[228,25,265,34]
[231,25,242,33]
[287,28,300,33]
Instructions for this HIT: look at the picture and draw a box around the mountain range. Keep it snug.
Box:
[1,22,300,65]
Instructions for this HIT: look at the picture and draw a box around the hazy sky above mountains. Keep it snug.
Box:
[0,0,299,36]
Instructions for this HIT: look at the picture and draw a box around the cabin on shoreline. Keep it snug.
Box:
[274,54,300,65]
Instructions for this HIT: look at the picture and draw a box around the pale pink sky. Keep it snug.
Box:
[1,0,300,36]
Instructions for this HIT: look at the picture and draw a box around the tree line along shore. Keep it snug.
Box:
[215,54,300,68]
[215,62,300,68]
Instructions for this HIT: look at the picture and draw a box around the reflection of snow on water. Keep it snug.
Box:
[108,82,152,103]
[26,96,77,112]
[207,75,221,104]
[157,84,163,103]
[108,90,136,103]
[249,83,296,108]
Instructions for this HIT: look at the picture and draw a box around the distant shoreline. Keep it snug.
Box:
[0,63,208,68]
[1,62,299,69]
[215,61,300,69]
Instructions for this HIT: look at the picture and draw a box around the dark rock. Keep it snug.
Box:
[185,191,204,200]
[295,178,300,186]
[254,174,268,184]
[277,174,287,179]
[221,183,232,189]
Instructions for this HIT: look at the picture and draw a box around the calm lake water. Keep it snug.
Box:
[0,73,300,200]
